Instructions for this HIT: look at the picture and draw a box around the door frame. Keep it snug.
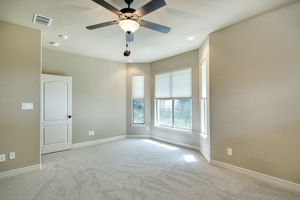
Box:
[40,74,72,155]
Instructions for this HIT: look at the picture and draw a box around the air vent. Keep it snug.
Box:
[33,14,52,26]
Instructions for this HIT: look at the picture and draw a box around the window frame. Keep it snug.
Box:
[131,75,145,126]
[154,68,193,132]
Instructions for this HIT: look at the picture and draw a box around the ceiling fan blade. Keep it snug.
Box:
[91,0,121,15]
[135,0,166,17]
[86,20,118,30]
[140,20,171,33]
[126,32,134,42]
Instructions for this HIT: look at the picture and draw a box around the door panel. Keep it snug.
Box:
[43,125,68,145]
[41,74,72,154]
[44,82,68,121]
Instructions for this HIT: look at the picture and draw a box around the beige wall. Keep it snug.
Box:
[126,63,151,136]
[42,49,126,144]
[150,50,200,147]
[0,21,41,172]
[209,2,300,183]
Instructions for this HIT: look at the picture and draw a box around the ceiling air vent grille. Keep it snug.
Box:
[33,14,52,26]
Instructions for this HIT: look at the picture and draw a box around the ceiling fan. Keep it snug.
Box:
[86,0,171,43]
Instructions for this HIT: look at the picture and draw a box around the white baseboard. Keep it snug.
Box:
[72,135,126,148]
[211,160,300,195]
[152,136,199,151]
[0,164,41,180]
[127,134,151,138]
[200,152,211,163]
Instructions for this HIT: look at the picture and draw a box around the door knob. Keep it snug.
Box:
[68,115,72,118]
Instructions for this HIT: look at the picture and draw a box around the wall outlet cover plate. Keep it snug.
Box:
[0,154,5,162]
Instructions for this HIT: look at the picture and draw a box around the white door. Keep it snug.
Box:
[41,74,72,154]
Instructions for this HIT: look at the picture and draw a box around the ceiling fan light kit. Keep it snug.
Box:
[87,0,171,56]
[119,19,140,33]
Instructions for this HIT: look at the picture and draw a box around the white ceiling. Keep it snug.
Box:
[0,0,298,63]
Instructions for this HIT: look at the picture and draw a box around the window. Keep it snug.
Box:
[200,60,208,135]
[174,99,192,130]
[133,99,144,124]
[156,99,172,127]
[132,76,145,124]
[200,99,207,134]
[155,68,192,131]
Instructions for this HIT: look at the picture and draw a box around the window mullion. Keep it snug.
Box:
[132,99,134,124]
[155,99,158,125]
[172,99,175,128]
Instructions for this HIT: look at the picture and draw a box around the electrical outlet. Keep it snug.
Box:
[227,148,233,156]
[9,152,16,160]
[0,154,5,162]
[88,131,95,136]
[146,126,150,131]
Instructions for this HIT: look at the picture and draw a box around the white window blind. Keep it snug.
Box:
[201,60,207,98]
[155,68,191,98]
[172,69,192,98]
[155,73,171,98]
[132,76,144,98]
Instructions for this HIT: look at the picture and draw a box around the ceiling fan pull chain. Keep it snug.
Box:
[123,42,131,57]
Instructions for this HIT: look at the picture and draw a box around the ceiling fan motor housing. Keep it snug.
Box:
[124,0,134,7]
[119,8,140,21]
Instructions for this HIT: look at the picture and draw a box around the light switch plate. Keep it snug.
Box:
[21,103,34,110]
[0,154,5,162]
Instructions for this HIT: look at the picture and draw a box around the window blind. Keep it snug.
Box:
[155,73,171,98]
[132,76,144,98]
[172,69,192,98]
[201,61,207,99]
[155,68,191,98]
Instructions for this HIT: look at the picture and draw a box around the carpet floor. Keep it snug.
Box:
[0,138,299,200]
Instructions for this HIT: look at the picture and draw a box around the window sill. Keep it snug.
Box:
[131,124,146,128]
[200,133,208,139]
[154,125,192,135]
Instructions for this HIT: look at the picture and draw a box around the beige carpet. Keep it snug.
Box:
[0,138,299,200]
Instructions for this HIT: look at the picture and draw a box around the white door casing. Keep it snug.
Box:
[41,74,72,154]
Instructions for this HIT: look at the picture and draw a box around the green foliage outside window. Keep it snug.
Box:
[133,99,144,124]
[156,99,192,130]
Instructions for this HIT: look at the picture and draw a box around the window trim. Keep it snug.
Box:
[154,98,192,131]
[131,123,146,128]
[200,98,207,135]
[154,124,193,135]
